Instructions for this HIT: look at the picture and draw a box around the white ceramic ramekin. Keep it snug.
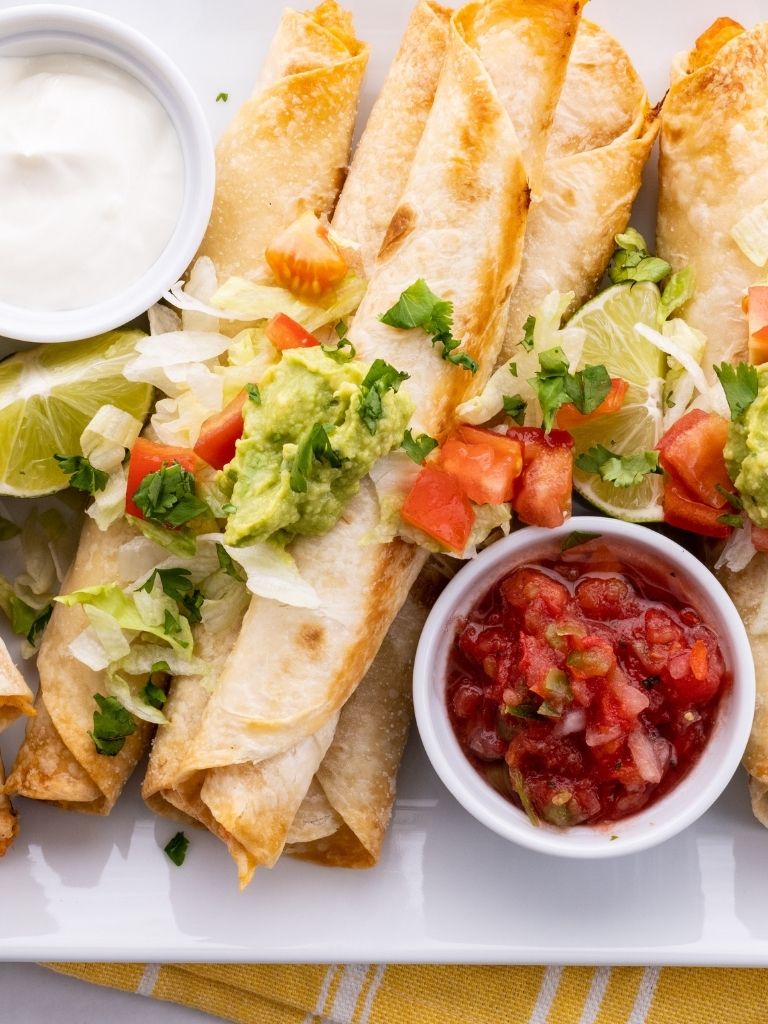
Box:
[413,517,756,858]
[0,5,214,343]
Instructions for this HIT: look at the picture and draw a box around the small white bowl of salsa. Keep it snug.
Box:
[413,517,756,857]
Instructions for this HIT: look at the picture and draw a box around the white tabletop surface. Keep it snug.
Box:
[0,964,219,1023]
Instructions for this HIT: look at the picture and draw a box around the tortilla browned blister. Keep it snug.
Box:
[142,0,454,851]
[166,0,584,887]
[501,18,659,360]
[288,15,660,870]
[655,18,768,823]
[0,639,34,855]
[5,0,368,815]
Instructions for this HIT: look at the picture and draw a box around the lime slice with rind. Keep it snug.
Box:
[0,331,153,497]
[565,282,666,523]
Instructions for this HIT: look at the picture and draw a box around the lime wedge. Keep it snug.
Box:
[0,331,153,497]
[566,282,666,523]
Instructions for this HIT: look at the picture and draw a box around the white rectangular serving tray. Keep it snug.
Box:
[2,0,768,965]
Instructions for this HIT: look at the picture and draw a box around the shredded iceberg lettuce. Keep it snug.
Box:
[209,273,367,334]
[182,256,220,333]
[457,291,586,425]
[731,200,768,267]
[80,405,143,474]
[199,533,320,609]
[105,674,168,725]
[127,516,197,558]
[148,302,181,336]
[715,518,757,573]
[635,321,728,424]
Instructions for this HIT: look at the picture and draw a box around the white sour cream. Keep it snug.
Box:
[0,53,184,312]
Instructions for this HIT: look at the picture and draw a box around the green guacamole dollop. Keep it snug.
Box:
[222,346,414,547]
[725,365,768,527]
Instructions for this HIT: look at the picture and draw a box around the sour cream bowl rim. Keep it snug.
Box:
[0,4,215,344]
[413,517,756,859]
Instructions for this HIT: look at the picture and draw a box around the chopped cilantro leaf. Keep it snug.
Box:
[164,831,189,866]
[379,279,477,373]
[717,513,743,529]
[714,362,759,420]
[576,445,661,488]
[608,228,671,285]
[139,568,204,624]
[658,266,695,325]
[321,337,356,363]
[140,680,167,709]
[245,383,261,404]
[54,454,109,494]
[215,92,229,102]
[502,394,527,425]
[520,315,535,352]
[561,531,601,552]
[216,543,246,583]
[163,609,182,637]
[290,423,342,493]
[508,362,518,378]
[151,660,171,675]
[358,358,410,436]
[132,463,210,527]
[1,592,52,648]
[402,429,438,464]
[89,694,136,757]
[529,348,611,432]
[715,485,743,510]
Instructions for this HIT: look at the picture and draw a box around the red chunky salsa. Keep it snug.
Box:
[446,542,729,827]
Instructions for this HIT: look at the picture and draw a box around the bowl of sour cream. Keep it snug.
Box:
[0,5,215,343]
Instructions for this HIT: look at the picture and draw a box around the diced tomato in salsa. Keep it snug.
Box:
[193,390,247,470]
[125,438,201,520]
[506,426,574,529]
[446,553,727,827]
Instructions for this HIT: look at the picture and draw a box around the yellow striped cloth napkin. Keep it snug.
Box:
[44,963,768,1023]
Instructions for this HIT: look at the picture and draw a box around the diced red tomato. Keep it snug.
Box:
[752,525,768,552]
[401,465,475,553]
[126,438,200,520]
[506,427,574,529]
[662,478,732,538]
[556,379,628,430]
[657,409,733,508]
[193,391,247,470]
[437,430,523,505]
[265,313,320,350]
[748,285,768,365]
[265,211,348,298]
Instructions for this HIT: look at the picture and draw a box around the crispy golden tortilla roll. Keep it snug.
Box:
[332,1,451,274]
[180,0,583,882]
[0,639,33,856]
[198,0,368,279]
[0,639,33,731]
[287,560,451,866]
[656,18,768,376]
[502,19,658,361]
[6,519,153,813]
[655,20,768,824]
[0,758,17,858]
[142,0,454,857]
[7,3,368,818]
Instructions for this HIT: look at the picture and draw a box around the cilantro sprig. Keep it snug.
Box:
[575,445,661,488]
[132,463,210,527]
[54,454,109,495]
[529,347,612,432]
[290,423,342,494]
[608,228,671,285]
[164,831,189,866]
[402,429,437,464]
[90,694,136,757]
[358,358,410,436]
[380,279,478,373]
[714,362,759,420]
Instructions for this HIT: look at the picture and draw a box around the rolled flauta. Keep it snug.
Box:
[501,18,658,361]
[289,17,660,869]
[0,639,34,855]
[6,0,368,815]
[173,0,584,885]
[142,0,454,856]
[655,20,768,822]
